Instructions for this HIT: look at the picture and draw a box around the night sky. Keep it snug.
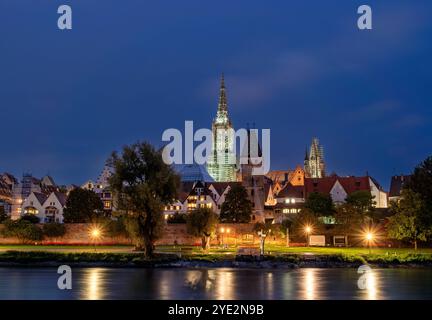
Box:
[1,0,431,189]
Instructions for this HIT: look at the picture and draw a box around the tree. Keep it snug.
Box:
[220,184,253,223]
[409,156,432,204]
[387,189,430,250]
[186,207,219,250]
[345,190,376,214]
[407,156,432,228]
[63,188,104,223]
[2,219,43,243]
[109,142,180,257]
[304,192,334,216]
[291,208,324,240]
[43,223,66,238]
[21,214,40,224]
[167,213,187,224]
[334,203,365,238]
[0,206,7,223]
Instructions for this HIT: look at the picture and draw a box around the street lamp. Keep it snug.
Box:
[220,227,225,247]
[90,227,102,252]
[365,232,374,254]
[304,225,312,247]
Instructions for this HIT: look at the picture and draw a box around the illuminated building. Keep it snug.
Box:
[304,138,326,178]
[207,74,237,182]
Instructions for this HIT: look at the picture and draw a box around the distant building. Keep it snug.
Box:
[163,179,274,223]
[273,183,305,223]
[304,175,388,208]
[389,175,412,202]
[266,165,306,195]
[0,173,16,214]
[304,138,326,178]
[21,191,67,223]
[10,173,62,220]
[175,164,214,182]
[81,166,114,214]
[207,75,237,182]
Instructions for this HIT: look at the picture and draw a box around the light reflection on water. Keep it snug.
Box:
[0,267,431,300]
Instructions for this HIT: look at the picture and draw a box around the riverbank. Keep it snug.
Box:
[1,250,432,268]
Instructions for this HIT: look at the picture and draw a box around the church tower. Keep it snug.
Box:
[207,75,237,182]
[304,137,326,178]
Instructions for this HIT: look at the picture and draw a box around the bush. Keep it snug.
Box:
[0,206,8,223]
[167,213,186,224]
[2,219,43,243]
[42,223,66,238]
[21,214,40,224]
[107,218,128,237]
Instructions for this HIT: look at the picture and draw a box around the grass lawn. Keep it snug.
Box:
[156,245,432,256]
[1,244,431,256]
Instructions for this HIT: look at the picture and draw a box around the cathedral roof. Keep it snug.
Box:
[175,164,214,182]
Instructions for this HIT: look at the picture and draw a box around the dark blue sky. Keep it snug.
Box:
[1,0,431,189]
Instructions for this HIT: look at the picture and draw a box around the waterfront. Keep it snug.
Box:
[1,267,432,300]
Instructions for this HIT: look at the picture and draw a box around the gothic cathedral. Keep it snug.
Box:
[207,75,237,182]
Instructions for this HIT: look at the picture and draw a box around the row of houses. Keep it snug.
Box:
[0,168,114,224]
[0,166,409,224]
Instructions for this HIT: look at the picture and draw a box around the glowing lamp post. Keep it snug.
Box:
[305,225,312,247]
[90,227,102,252]
[365,232,374,254]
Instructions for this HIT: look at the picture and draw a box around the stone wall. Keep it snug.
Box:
[0,223,288,246]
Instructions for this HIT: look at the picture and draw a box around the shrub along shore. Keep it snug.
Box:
[1,250,432,268]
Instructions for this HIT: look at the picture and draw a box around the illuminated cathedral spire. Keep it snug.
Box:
[207,74,237,182]
[304,138,326,178]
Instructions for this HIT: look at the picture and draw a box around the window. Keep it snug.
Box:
[104,201,111,209]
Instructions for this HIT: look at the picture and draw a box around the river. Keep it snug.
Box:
[0,267,431,300]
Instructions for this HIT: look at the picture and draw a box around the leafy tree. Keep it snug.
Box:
[42,223,66,238]
[21,214,40,224]
[106,216,129,238]
[167,213,187,224]
[186,207,219,250]
[407,156,432,228]
[63,188,104,223]
[409,156,432,204]
[220,184,253,223]
[0,206,8,223]
[334,203,365,238]
[290,208,324,240]
[387,189,430,250]
[109,141,180,256]
[2,219,43,243]
[304,192,335,216]
[346,190,376,214]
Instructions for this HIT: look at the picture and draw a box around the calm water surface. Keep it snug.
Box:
[1,267,431,300]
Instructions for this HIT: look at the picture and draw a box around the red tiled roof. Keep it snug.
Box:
[337,176,371,194]
[304,176,338,196]
[276,183,304,199]
[304,176,372,198]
